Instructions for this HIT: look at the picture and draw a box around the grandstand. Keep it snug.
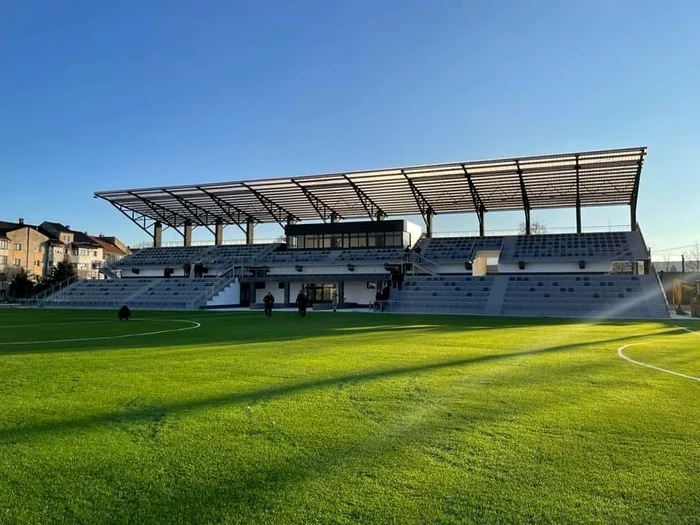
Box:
[30,146,667,319]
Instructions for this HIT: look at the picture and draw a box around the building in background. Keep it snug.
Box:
[0,218,129,283]
[0,219,49,281]
[90,234,131,267]
[39,222,106,280]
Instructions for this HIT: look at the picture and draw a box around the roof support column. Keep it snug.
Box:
[630,206,637,232]
[516,160,531,236]
[576,206,582,235]
[425,209,434,238]
[215,220,224,246]
[153,221,163,248]
[246,218,255,245]
[183,221,193,247]
[575,155,582,234]
[524,207,531,236]
[477,206,485,237]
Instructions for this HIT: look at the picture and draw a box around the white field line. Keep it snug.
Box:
[617,325,700,383]
[1,318,124,329]
[0,319,201,346]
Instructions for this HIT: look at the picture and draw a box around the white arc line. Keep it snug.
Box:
[0,319,201,346]
[617,325,700,383]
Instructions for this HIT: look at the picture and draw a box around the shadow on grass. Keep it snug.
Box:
[0,309,681,356]
[0,327,678,446]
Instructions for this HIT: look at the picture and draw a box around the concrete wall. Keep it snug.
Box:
[4,227,49,280]
[207,282,241,307]
[498,261,612,273]
[343,281,377,305]
[405,221,423,247]
[254,285,285,305]
[266,264,389,276]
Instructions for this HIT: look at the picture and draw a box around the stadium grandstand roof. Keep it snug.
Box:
[95,146,646,231]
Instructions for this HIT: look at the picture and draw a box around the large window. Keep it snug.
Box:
[0,255,7,264]
[14,243,21,250]
[291,229,405,250]
[13,258,21,266]
[0,240,7,250]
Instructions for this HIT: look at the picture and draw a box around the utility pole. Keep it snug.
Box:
[682,254,685,277]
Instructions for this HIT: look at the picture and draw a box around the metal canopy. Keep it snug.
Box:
[95,147,646,229]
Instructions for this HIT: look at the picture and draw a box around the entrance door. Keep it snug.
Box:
[305,283,335,303]
[239,282,251,307]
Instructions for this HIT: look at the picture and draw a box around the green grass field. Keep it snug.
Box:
[1,308,699,524]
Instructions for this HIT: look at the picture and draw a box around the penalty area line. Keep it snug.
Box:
[0,319,201,346]
[617,325,700,383]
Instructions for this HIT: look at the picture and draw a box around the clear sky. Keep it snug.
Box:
[1,1,699,258]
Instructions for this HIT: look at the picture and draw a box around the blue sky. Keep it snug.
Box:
[1,1,699,258]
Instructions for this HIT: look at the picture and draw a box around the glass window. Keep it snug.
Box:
[322,235,331,249]
[0,255,6,264]
[14,243,21,250]
[13,258,21,266]
[0,240,7,250]
[350,234,359,248]
[34,261,41,267]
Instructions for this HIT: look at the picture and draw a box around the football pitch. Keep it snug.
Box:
[1,308,699,524]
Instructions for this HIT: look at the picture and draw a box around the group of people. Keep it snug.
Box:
[389,267,404,290]
[183,260,206,278]
[262,287,340,318]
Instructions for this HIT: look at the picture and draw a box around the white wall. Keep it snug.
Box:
[498,261,612,273]
[207,282,241,306]
[254,285,285,304]
[405,221,423,247]
[343,281,377,305]
[266,264,389,276]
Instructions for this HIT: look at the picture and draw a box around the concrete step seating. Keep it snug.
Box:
[130,279,213,309]
[499,231,648,263]
[43,278,155,307]
[500,274,663,318]
[389,275,494,313]
[335,248,405,263]
[416,236,504,261]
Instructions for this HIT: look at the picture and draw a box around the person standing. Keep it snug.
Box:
[183,262,191,278]
[296,289,307,317]
[263,291,275,319]
[332,288,339,312]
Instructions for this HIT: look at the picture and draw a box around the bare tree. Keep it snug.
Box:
[683,241,700,273]
[519,218,548,235]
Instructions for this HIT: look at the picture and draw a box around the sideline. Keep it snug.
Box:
[617,325,700,383]
[0,319,201,346]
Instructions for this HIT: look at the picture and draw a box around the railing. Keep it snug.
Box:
[433,225,631,238]
[131,237,284,249]
[21,275,81,307]
[410,252,438,276]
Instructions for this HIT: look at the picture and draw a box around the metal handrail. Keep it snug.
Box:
[21,275,81,306]
[410,252,438,276]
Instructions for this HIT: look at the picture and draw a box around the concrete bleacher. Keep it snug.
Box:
[417,236,504,261]
[389,273,667,319]
[43,278,155,308]
[499,274,666,319]
[499,231,648,263]
[116,244,276,269]
[335,248,404,263]
[388,276,495,314]
[204,244,277,267]
[129,279,213,310]
[261,249,338,265]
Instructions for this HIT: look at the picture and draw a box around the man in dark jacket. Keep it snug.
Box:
[263,292,275,319]
[296,290,308,317]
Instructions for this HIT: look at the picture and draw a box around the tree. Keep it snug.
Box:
[682,241,700,274]
[52,261,76,283]
[9,271,34,298]
[519,218,548,235]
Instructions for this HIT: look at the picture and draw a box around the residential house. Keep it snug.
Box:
[90,234,131,266]
[0,219,49,280]
[39,222,104,279]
